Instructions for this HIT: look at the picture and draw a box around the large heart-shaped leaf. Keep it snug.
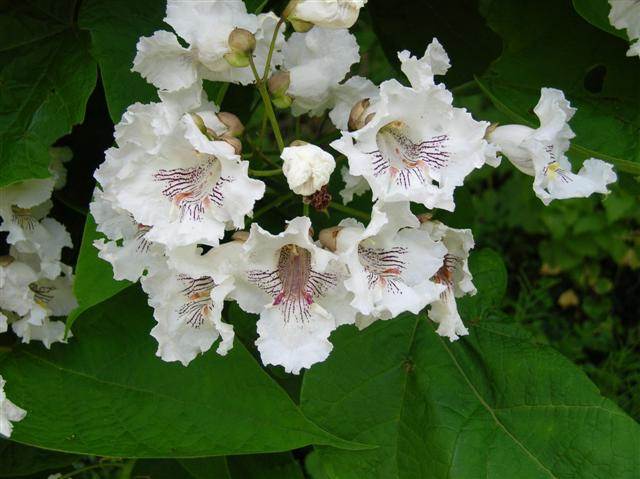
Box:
[300,250,640,478]
[0,0,97,186]
[1,287,361,457]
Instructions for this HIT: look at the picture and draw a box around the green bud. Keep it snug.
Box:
[223,51,251,68]
[228,28,256,54]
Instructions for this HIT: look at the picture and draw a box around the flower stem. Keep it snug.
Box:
[303,202,310,217]
[249,168,283,177]
[248,55,285,152]
[328,201,370,222]
[216,82,230,106]
[253,193,295,220]
[262,18,284,81]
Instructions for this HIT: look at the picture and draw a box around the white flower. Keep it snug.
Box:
[609,0,640,57]
[98,102,264,250]
[281,143,336,195]
[0,375,27,438]
[287,0,368,29]
[421,220,475,341]
[331,39,497,211]
[0,204,72,280]
[282,27,359,116]
[90,188,165,282]
[0,256,38,317]
[133,1,284,90]
[325,202,446,320]
[141,254,235,366]
[488,88,617,205]
[339,166,369,204]
[231,217,355,374]
[328,75,378,131]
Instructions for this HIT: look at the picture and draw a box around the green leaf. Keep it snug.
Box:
[478,0,640,175]
[457,249,508,321]
[2,287,362,457]
[78,0,166,122]
[572,0,627,39]
[300,252,640,478]
[0,1,97,186]
[65,213,131,332]
[0,439,78,478]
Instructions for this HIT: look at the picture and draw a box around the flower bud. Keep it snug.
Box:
[284,0,367,30]
[416,213,433,224]
[281,142,336,196]
[348,98,370,131]
[319,226,343,252]
[228,28,256,55]
[217,112,245,137]
[222,135,242,155]
[268,71,292,109]
[223,51,251,68]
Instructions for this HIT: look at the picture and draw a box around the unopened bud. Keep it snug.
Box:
[348,98,371,131]
[289,139,308,147]
[222,135,242,155]
[268,71,291,97]
[232,231,249,242]
[224,51,251,68]
[290,17,314,32]
[217,112,245,137]
[228,28,256,54]
[0,255,15,267]
[319,226,343,252]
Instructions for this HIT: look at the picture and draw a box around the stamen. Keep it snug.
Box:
[357,243,408,293]
[248,244,336,322]
[176,274,216,327]
[154,155,233,221]
[542,146,572,183]
[369,121,450,189]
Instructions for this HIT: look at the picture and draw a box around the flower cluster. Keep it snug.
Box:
[0,148,79,436]
[91,0,617,375]
[0,149,77,349]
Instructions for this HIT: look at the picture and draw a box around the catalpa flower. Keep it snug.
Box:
[231,217,355,374]
[103,110,264,249]
[280,26,359,116]
[609,0,640,57]
[331,39,497,211]
[133,0,284,90]
[141,254,235,366]
[321,202,446,320]
[0,375,26,438]
[285,0,368,30]
[90,188,165,282]
[489,88,616,205]
[421,219,475,341]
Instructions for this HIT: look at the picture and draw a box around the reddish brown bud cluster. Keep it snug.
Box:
[304,185,332,211]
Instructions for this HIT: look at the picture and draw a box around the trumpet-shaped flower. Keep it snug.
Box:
[141,255,235,366]
[90,188,165,282]
[0,376,26,438]
[488,88,616,205]
[99,107,264,249]
[282,27,359,116]
[133,1,283,90]
[331,39,497,211]
[421,220,475,341]
[231,217,355,374]
[326,202,446,320]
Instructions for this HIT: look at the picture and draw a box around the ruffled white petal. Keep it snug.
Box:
[132,31,200,91]
[0,376,27,438]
